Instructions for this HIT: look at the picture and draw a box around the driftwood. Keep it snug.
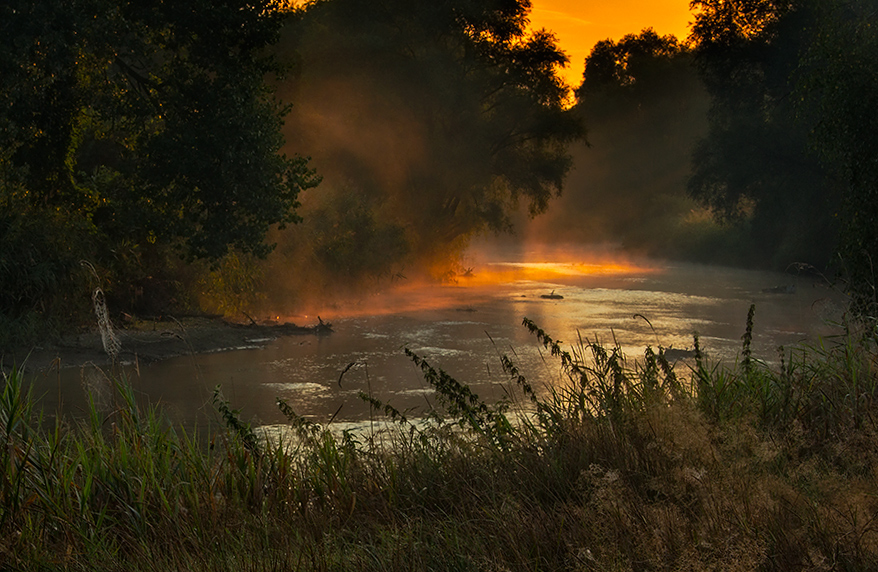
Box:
[248,316,333,336]
[15,315,335,373]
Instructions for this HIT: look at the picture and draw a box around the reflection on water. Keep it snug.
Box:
[34,261,846,429]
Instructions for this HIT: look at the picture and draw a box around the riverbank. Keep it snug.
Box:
[1,323,876,571]
[1,315,333,374]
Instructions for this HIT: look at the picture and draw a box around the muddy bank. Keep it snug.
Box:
[3,316,332,374]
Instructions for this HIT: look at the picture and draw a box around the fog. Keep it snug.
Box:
[253,12,800,319]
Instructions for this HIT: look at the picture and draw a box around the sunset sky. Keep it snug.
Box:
[529,0,695,87]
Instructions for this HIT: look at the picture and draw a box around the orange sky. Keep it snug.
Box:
[529,0,694,88]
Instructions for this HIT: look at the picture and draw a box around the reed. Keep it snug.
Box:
[1,311,877,570]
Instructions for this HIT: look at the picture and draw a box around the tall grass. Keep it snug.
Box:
[2,310,877,570]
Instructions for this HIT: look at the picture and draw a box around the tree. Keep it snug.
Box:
[578,29,689,96]
[686,0,841,269]
[0,0,317,333]
[1,0,317,260]
[276,0,583,269]
[794,0,878,316]
[689,0,878,316]
[527,30,716,259]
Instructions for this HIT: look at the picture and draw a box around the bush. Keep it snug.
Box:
[1,313,877,570]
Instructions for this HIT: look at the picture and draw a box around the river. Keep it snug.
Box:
[36,259,845,431]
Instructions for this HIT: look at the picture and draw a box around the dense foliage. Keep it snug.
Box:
[2,318,877,570]
[545,30,716,259]
[794,0,878,317]
[687,0,840,269]
[4,0,876,335]
[275,0,584,273]
[0,0,317,335]
[688,0,878,314]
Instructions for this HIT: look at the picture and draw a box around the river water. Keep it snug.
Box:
[38,260,846,430]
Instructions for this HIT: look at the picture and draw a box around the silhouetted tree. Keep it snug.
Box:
[0,0,317,335]
[689,0,878,317]
[687,0,841,269]
[528,30,713,259]
[578,29,688,97]
[278,0,583,267]
[794,0,878,315]
[1,0,317,260]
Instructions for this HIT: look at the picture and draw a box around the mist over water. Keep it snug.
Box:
[24,12,850,433]
[41,254,846,430]
[258,20,770,321]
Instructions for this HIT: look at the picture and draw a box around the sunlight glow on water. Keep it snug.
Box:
[45,260,847,429]
[466,260,658,283]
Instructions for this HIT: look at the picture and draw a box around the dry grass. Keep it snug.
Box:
[2,316,878,571]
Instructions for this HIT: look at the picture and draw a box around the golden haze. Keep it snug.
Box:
[280,248,659,321]
[529,0,694,88]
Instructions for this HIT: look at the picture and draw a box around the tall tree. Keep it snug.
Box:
[531,30,713,259]
[794,0,878,315]
[689,0,878,317]
[0,0,317,331]
[687,0,841,269]
[277,0,583,270]
[1,0,317,260]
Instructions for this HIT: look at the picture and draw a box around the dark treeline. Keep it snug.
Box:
[0,0,318,341]
[1,0,876,343]
[260,0,582,308]
[528,0,877,315]
[688,0,878,316]
[522,29,716,260]
[0,0,582,339]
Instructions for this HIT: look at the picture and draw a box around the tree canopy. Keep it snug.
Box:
[793,0,878,315]
[528,29,713,259]
[0,0,317,332]
[686,0,841,269]
[276,0,583,272]
[1,0,317,260]
[688,0,878,316]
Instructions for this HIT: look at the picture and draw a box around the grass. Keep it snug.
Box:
[1,311,878,571]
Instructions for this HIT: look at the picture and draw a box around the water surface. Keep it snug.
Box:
[36,261,845,428]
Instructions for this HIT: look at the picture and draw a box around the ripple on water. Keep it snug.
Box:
[362,332,391,339]
[407,346,469,358]
[394,387,435,397]
[263,382,328,394]
[434,320,485,327]
[266,358,326,377]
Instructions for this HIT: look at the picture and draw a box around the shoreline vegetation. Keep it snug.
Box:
[1,315,333,375]
[4,1,877,567]
[2,312,877,570]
